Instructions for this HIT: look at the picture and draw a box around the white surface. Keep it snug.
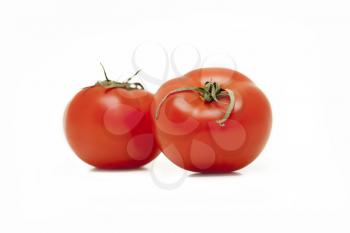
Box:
[1,0,350,232]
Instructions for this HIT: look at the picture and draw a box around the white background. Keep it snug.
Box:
[1,0,350,232]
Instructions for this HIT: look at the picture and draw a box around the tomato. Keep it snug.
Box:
[64,66,159,169]
[152,68,272,173]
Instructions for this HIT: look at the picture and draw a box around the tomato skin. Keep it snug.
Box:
[152,68,272,173]
[64,86,159,169]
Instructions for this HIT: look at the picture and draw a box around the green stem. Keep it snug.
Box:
[155,82,235,126]
[215,89,235,126]
[100,62,110,82]
[96,64,144,90]
[155,87,199,119]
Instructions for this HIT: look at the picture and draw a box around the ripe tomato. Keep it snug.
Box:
[153,68,272,173]
[64,66,159,169]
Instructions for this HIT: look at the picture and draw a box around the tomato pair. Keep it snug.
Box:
[64,66,271,173]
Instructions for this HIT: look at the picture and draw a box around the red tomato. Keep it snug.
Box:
[64,67,159,169]
[152,68,272,173]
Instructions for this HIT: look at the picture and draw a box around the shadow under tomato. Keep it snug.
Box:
[189,171,241,178]
[90,166,148,173]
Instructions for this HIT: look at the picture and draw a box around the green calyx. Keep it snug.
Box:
[95,63,144,90]
[155,81,235,126]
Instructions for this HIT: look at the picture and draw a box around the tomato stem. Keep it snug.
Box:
[155,81,235,126]
[95,63,144,90]
[100,62,110,82]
